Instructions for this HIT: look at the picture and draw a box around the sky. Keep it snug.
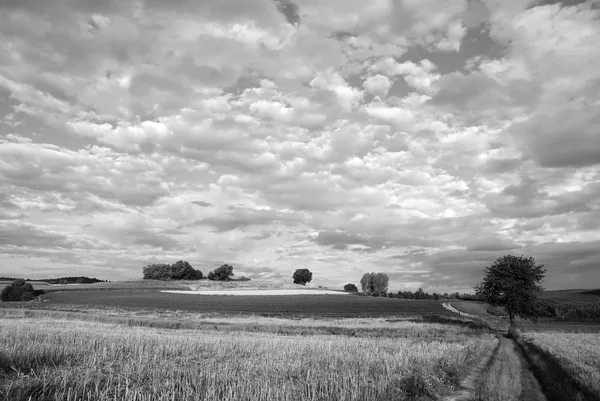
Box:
[0,0,599,293]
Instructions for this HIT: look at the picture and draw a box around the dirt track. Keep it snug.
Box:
[441,306,547,401]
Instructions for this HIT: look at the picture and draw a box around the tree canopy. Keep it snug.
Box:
[293,269,312,285]
[360,272,389,296]
[1,279,39,302]
[344,283,358,292]
[208,264,235,281]
[143,261,203,280]
[475,255,546,327]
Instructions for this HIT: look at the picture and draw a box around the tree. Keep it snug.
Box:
[475,255,546,328]
[360,272,389,296]
[344,283,358,292]
[293,269,312,285]
[209,264,234,281]
[143,262,203,281]
[1,279,38,302]
[171,260,203,280]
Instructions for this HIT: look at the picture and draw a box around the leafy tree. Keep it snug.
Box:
[293,269,312,285]
[143,262,203,281]
[344,283,358,292]
[475,255,546,327]
[360,272,389,296]
[360,273,374,294]
[1,279,39,302]
[171,260,203,280]
[209,264,234,281]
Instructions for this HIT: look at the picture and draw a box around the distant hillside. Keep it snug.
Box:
[537,289,600,321]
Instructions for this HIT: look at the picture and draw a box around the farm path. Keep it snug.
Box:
[441,306,547,401]
[437,335,500,401]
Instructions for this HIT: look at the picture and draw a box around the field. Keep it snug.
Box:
[0,315,494,401]
[517,331,600,401]
[34,291,453,318]
[3,282,600,401]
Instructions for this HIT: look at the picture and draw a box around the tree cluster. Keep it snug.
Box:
[343,283,358,292]
[389,289,479,301]
[293,269,312,285]
[360,272,389,296]
[143,261,203,281]
[1,279,44,302]
[207,264,235,281]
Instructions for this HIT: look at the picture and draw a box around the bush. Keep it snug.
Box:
[208,264,234,281]
[344,283,358,292]
[142,261,203,281]
[1,279,40,302]
[293,269,312,285]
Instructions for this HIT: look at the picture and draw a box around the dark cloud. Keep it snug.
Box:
[191,200,213,207]
[0,223,75,249]
[512,102,600,168]
[486,177,598,219]
[186,206,303,232]
[272,0,301,25]
[130,230,180,251]
[313,231,390,252]
[466,237,521,252]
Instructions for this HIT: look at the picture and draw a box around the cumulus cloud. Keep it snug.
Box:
[0,0,598,291]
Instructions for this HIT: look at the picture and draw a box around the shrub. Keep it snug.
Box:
[293,269,312,285]
[344,283,358,292]
[1,279,40,302]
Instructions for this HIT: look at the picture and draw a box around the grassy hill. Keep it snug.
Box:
[536,289,600,321]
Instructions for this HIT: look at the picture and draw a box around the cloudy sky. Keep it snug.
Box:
[1,0,599,292]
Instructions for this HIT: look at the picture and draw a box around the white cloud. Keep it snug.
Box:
[0,0,598,291]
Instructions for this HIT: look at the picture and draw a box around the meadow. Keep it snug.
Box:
[0,315,494,401]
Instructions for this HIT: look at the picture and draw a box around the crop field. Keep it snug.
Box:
[36,291,453,318]
[518,331,600,400]
[0,315,494,401]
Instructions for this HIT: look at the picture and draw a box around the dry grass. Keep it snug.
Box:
[523,332,600,398]
[0,316,493,401]
[475,337,521,401]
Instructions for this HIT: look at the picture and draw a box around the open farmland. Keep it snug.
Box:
[516,331,600,401]
[37,291,452,317]
[0,315,494,401]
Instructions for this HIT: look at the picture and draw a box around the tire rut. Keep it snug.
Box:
[436,336,500,401]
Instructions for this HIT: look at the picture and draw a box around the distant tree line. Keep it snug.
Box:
[0,276,108,284]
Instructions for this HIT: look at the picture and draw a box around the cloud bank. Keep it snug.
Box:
[1,0,599,292]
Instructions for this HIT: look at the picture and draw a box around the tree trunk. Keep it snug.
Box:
[509,312,515,328]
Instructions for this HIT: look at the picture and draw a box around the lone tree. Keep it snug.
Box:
[475,255,546,328]
[344,283,358,292]
[360,272,389,296]
[293,269,312,285]
[208,264,234,281]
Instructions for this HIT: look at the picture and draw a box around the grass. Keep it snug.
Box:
[475,337,521,401]
[0,316,494,401]
[450,301,507,317]
[519,331,600,401]
[27,291,453,318]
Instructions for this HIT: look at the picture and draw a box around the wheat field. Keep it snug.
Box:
[0,317,493,401]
